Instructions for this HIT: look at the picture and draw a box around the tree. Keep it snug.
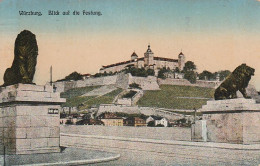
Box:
[129,83,141,89]
[65,119,73,125]
[57,71,83,81]
[158,67,168,79]
[65,71,82,81]
[184,71,197,84]
[218,70,231,81]
[147,121,155,127]
[198,70,214,80]
[125,67,155,77]
[174,67,180,73]
[183,61,196,72]
[147,69,155,76]
[93,73,102,77]
[156,124,164,127]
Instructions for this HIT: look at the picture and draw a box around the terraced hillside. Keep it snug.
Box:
[137,85,215,110]
[61,84,215,110]
[61,86,123,110]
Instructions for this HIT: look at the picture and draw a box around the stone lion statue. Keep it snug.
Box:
[214,63,255,100]
[3,30,38,86]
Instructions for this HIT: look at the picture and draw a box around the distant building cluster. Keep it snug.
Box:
[99,45,186,75]
[60,112,192,127]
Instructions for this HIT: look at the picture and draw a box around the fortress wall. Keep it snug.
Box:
[196,80,221,88]
[62,107,79,114]
[129,75,160,90]
[103,75,118,85]
[53,82,65,92]
[158,78,192,86]
[115,73,130,89]
[158,78,221,89]
[97,104,140,116]
[64,81,77,91]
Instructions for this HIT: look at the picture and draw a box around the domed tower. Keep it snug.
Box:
[178,52,185,71]
[131,52,138,60]
[144,45,154,67]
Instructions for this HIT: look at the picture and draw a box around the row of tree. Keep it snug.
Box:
[157,61,231,83]
[182,61,231,83]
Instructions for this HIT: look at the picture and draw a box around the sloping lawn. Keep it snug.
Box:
[137,85,214,110]
[62,88,123,109]
[61,86,101,99]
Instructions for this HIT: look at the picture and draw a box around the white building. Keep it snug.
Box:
[155,117,168,127]
[146,116,169,127]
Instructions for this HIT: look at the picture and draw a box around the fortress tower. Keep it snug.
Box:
[178,52,185,71]
[144,45,154,67]
[131,52,138,60]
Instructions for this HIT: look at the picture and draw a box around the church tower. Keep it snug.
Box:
[144,45,154,67]
[178,52,185,71]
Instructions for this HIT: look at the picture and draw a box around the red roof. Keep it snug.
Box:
[154,57,178,62]
[82,74,91,76]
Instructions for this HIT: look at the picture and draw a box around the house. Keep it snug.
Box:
[155,117,168,127]
[124,117,147,127]
[100,118,124,126]
[98,112,124,126]
[98,112,118,119]
[146,115,168,127]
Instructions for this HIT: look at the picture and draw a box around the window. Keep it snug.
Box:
[48,108,59,114]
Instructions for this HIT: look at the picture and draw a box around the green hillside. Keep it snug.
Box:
[137,85,215,110]
[61,84,214,110]
[61,86,101,99]
[61,87,123,110]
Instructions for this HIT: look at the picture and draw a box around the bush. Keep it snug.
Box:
[147,69,155,76]
[158,67,169,79]
[125,67,155,77]
[147,121,155,127]
[65,119,73,125]
[122,90,137,98]
[129,83,141,89]
[156,124,164,127]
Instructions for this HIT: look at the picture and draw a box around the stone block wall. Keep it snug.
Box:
[129,75,160,90]
[158,78,221,88]
[0,84,65,154]
[0,105,60,154]
[195,99,260,144]
[242,112,260,144]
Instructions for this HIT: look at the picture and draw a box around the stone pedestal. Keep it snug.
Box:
[0,84,66,154]
[192,98,260,144]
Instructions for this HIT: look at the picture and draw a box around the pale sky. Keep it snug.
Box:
[0,0,260,90]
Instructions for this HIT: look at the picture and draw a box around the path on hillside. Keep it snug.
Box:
[82,85,117,97]
[176,96,212,100]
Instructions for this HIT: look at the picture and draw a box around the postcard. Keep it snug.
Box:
[0,0,259,165]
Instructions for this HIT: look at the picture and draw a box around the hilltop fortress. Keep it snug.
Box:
[100,45,185,75]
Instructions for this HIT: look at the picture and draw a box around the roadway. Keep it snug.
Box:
[61,132,260,166]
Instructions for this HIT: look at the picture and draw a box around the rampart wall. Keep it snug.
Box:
[54,74,223,93]
[158,78,221,88]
